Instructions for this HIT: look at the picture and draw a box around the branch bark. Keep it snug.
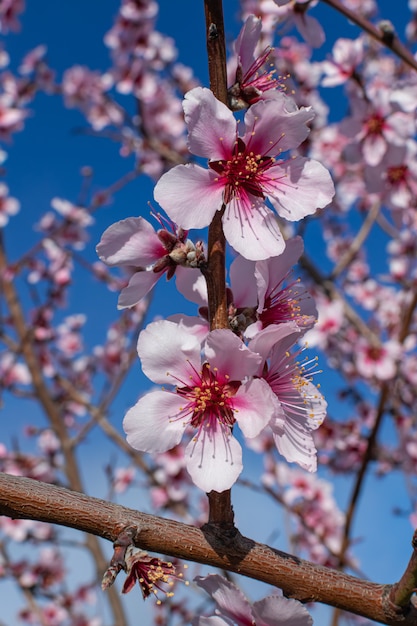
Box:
[202,0,234,527]
[1,473,417,625]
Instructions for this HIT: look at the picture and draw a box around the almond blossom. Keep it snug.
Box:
[123,320,277,492]
[249,322,327,472]
[154,87,334,260]
[96,215,205,308]
[273,0,325,48]
[193,574,313,626]
[228,14,284,110]
[175,236,317,338]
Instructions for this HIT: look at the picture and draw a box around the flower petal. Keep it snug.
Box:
[183,87,236,160]
[229,255,257,307]
[137,320,201,385]
[249,322,301,361]
[154,164,223,229]
[194,575,253,623]
[204,329,262,379]
[234,378,278,438]
[223,198,285,261]
[243,98,314,155]
[175,266,208,306]
[234,15,261,75]
[96,217,165,266]
[253,594,313,626]
[167,313,209,343]
[272,413,318,473]
[117,271,160,309]
[123,391,186,453]
[185,425,242,492]
[267,157,335,221]
[255,236,304,313]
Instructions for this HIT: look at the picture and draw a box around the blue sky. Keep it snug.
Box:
[1,1,416,625]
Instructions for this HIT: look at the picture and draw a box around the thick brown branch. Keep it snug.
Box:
[1,473,417,625]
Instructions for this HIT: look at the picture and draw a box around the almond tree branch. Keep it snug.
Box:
[202,0,234,528]
[1,472,417,625]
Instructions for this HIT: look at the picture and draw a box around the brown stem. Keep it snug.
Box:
[321,0,417,74]
[202,0,234,526]
[1,473,417,625]
[0,233,128,626]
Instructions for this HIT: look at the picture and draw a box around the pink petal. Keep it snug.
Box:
[234,15,261,74]
[249,322,301,361]
[294,13,325,48]
[255,236,304,313]
[267,157,335,221]
[137,320,201,385]
[194,575,252,622]
[362,134,386,167]
[204,329,262,380]
[154,164,223,229]
[96,217,165,266]
[123,391,186,453]
[223,198,285,260]
[118,271,160,309]
[253,595,313,626]
[233,378,278,438]
[243,98,314,155]
[272,414,318,473]
[185,425,243,492]
[175,266,208,306]
[167,313,209,343]
[183,87,236,160]
[229,255,257,307]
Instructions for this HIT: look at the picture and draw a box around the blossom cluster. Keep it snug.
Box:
[98,15,333,494]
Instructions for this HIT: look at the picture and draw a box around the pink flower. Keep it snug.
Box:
[193,574,313,626]
[175,237,317,338]
[365,143,417,214]
[240,235,317,337]
[355,339,401,381]
[228,15,284,110]
[249,322,327,472]
[96,215,205,308]
[273,0,325,48]
[303,296,344,350]
[340,89,414,167]
[121,547,178,599]
[154,87,334,261]
[123,320,277,492]
[321,38,364,87]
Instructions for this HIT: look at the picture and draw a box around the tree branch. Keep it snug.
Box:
[202,0,234,527]
[1,473,417,625]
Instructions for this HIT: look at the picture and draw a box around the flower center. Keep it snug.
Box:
[177,363,239,429]
[365,113,385,135]
[387,164,408,186]
[209,138,273,203]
